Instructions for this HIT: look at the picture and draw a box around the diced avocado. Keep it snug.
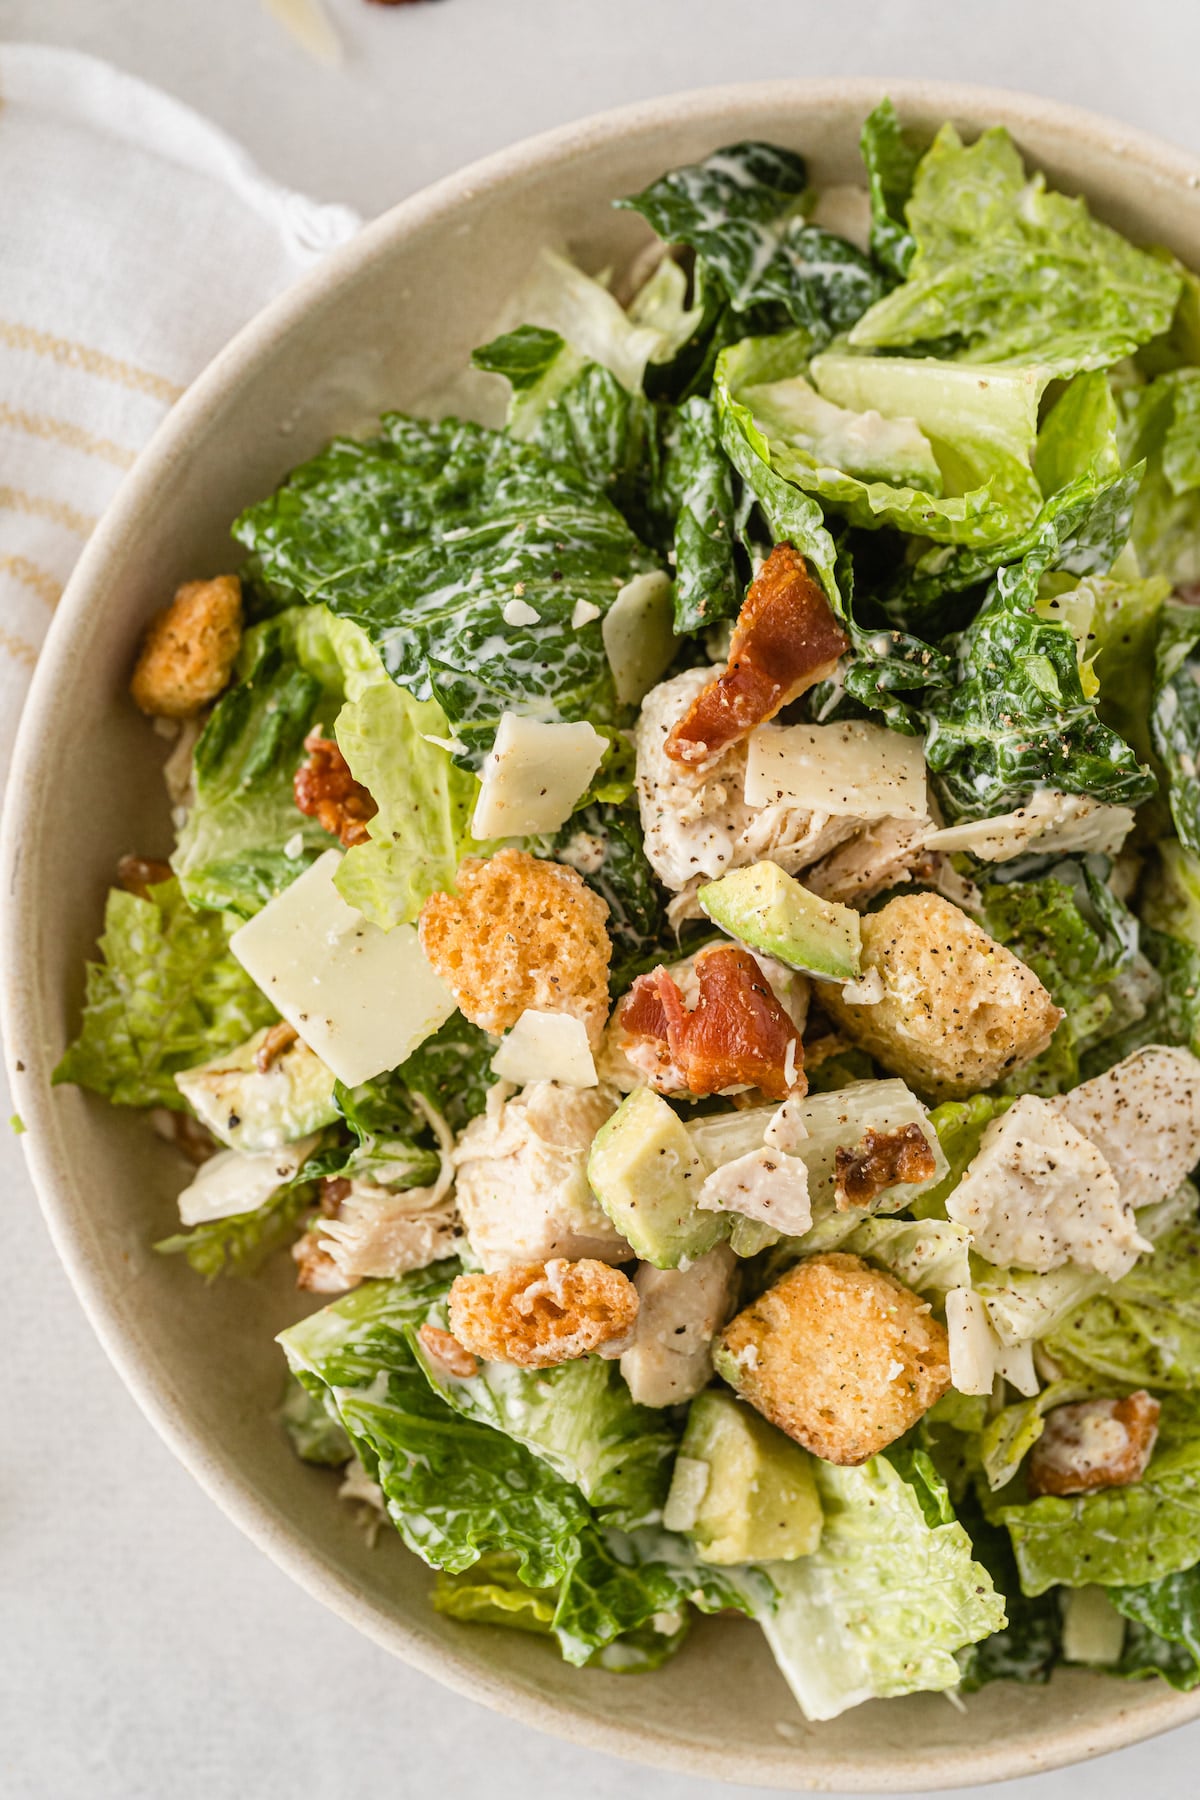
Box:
[587,1086,726,1268]
[667,1390,822,1564]
[698,861,861,982]
[174,1026,338,1153]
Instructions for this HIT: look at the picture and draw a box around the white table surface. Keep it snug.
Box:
[7,3,1200,1796]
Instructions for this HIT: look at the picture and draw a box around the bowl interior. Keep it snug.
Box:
[8,78,1200,1790]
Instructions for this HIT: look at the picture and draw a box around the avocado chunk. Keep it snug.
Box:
[665,1389,822,1564]
[587,1086,727,1268]
[174,1026,338,1153]
[698,861,861,982]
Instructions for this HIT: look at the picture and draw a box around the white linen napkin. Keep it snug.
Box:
[0,41,361,784]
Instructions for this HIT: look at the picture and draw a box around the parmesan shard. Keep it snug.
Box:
[470,712,607,838]
[491,1010,599,1088]
[745,720,928,820]
[602,570,677,705]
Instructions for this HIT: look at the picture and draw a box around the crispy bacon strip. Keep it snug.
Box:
[834,1124,937,1211]
[665,543,849,767]
[619,946,804,1101]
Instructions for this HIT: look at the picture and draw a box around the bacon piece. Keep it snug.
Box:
[665,544,849,767]
[619,946,804,1101]
[834,1124,937,1211]
[294,730,378,847]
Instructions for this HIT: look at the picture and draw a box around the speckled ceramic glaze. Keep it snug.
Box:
[6,80,1200,1790]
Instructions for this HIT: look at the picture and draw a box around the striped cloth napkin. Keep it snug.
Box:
[0,41,360,784]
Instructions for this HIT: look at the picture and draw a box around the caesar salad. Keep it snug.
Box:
[54,99,1200,1718]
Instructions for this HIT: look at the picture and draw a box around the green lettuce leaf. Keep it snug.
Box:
[389,1012,496,1135]
[1152,600,1200,854]
[171,608,346,917]
[1123,370,1200,583]
[1110,1565,1200,1689]
[849,122,1180,373]
[234,413,657,766]
[987,1393,1200,1593]
[279,1371,353,1465]
[619,141,884,345]
[859,98,922,280]
[549,799,675,996]
[756,1454,1005,1720]
[659,395,739,632]
[1043,1213,1200,1392]
[978,1380,1099,1494]
[840,1216,971,1304]
[156,1181,311,1281]
[910,1093,1013,1221]
[955,1500,1062,1690]
[54,877,275,1110]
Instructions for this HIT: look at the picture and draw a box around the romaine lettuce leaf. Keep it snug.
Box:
[619,141,884,344]
[987,1393,1200,1593]
[659,395,739,632]
[388,1012,496,1134]
[978,1380,1099,1494]
[156,1181,312,1281]
[755,1454,1004,1720]
[1123,370,1200,583]
[234,413,657,766]
[859,98,921,281]
[172,609,346,916]
[54,878,275,1110]
[1111,1565,1200,1689]
[840,1216,971,1303]
[955,1500,1062,1691]
[279,1371,353,1465]
[1043,1213,1200,1392]
[1152,600,1200,854]
[849,122,1180,373]
[549,799,676,996]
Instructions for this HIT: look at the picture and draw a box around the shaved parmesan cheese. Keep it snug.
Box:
[177,1136,319,1227]
[502,598,539,627]
[491,1010,598,1088]
[923,790,1134,862]
[602,570,677,705]
[471,712,606,838]
[229,851,456,1088]
[696,1146,813,1235]
[745,721,928,820]
[945,1288,1000,1396]
[662,1455,711,1531]
[1061,1587,1126,1667]
[572,599,602,629]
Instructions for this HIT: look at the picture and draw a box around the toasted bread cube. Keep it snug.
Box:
[448,1257,639,1369]
[419,848,612,1042]
[1028,1391,1160,1497]
[714,1251,951,1465]
[130,575,243,718]
[820,892,1061,1102]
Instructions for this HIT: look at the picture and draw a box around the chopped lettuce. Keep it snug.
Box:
[549,799,675,995]
[1110,1565,1200,1689]
[840,1216,971,1304]
[1152,600,1200,855]
[1123,369,1200,583]
[1043,1212,1200,1392]
[659,395,739,632]
[619,141,883,345]
[911,1093,1013,1220]
[859,98,922,280]
[234,414,656,766]
[849,121,1180,373]
[388,1012,496,1135]
[955,1501,1062,1691]
[987,1393,1200,1593]
[279,1371,352,1465]
[54,878,275,1110]
[156,1180,312,1281]
[756,1454,1004,1720]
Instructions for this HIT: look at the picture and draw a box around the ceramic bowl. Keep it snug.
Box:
[7,78,1200,1790]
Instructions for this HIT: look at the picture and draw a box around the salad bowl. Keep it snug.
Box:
[8,77,1200,1789]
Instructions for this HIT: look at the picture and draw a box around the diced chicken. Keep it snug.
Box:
[614,945,805,1102]
[697,1146,813,1235]
[1027,1391,1161,1497]
[634,667,859,893]
[449,1257,639,1368]
[314,1179,459,1283]
[803,815,936,908]
[715,1252,951,1465]
[946,1095,1151,1279]
[820,892,1063,1101]
[620,1245,738,1408]
[664,544,849,766]
[924,790,1136,864]
[1054,1046,1200,1211]
[452,1081,628,1272]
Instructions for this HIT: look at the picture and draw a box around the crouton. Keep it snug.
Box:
[417,1323,479,1381]
[419,848,611,1041]
[713,1252,951,1464]
[130,575,243,718]
[1027,1391,1161,1498]
[820,892,1062,1102]
[448,1257,639,1369]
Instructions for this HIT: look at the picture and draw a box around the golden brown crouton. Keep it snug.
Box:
[448,1257,639,1369]
[419,848,612,1041]
[417,1323,479,1381]
[1027,1391,1161,1498]
[820,892,1062,1102]
[130,575,243,718]
[713,1252,951,1465]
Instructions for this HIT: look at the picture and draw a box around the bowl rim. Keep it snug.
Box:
[8,74,1200,1789]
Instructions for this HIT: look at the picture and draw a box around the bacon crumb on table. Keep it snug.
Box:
[618,945,804,1100]
[664,544,849,767]
[293,730,378,847]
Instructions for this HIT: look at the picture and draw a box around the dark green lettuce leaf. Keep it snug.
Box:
[660,395,739,632]
[619,140,884,344]
[390,1013,496,1134]
[1152,600,1200,854]
[859,98,922,281]
[54,878,275,1110]
[549,800,675,996]
[955,1503,1061,1691]
[1111,1565,1200,1689]
[234,414,657,766]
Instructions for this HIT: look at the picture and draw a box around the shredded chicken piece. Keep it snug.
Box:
[315,1179,459,1282]
[834,1124,937,1210]
[618,945,805,1101]
[294,730,377,847]
[664,545,849,767]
